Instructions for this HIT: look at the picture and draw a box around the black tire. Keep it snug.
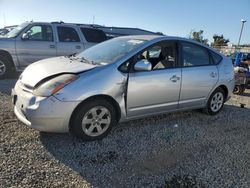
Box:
[233,85,245,95]
[0,55,13,79]
[70,99,117,141]
[204,87,225,115]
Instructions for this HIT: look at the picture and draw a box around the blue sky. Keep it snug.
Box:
[0,0,249,44]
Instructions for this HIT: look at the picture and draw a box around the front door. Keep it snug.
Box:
[126,41,181,117]
[15,24,56,67]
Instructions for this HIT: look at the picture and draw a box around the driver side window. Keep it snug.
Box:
[24,25,53,41]
[135,42,177,71]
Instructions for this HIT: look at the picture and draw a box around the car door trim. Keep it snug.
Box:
[178,97,206,105]
[129,101,179,112]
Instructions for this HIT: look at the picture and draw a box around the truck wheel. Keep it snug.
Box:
[70,99,117,141]
[233,85,245,95]
[0,56,12,79]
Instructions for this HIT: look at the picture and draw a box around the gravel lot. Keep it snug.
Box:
[0,79,250,188]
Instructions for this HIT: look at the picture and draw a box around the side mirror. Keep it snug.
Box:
[21,33,30,40]
[134,60,152,71]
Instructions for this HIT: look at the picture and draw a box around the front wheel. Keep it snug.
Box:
[70,99,117,141]
[204,88,225,115]
[0,56,13,79]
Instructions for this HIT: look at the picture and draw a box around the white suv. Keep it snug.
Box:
[0,21,107,78]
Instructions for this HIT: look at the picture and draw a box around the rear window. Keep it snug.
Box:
[210,51,222,64]
[80,28,107,43]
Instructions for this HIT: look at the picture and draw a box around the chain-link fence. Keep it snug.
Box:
[212,46,250,56]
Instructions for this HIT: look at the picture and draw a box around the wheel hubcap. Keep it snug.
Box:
[210,92,224,112]
[82,106,111,137]
[0,60,6,76]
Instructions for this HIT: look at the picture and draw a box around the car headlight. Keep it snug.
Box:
[33,74,78,97]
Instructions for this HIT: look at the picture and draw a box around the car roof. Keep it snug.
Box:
[117,35,194,42]
[118,35,225,57]
[118,35,194,43]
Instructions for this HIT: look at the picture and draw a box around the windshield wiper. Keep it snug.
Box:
[66,55,99,66]
[65,53,77,58]
[80,57,88,62]
[80,57,100,65]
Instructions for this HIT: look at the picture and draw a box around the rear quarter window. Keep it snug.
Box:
[210,51,222,64]
[80,28,107,43]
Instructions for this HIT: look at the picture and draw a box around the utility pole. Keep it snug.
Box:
[237,19,247,48]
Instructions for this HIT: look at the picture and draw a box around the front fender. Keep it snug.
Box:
[53,65,128,120]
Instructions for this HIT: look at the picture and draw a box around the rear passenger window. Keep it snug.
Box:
[181,42,210,67]
[57,26,80,42]
[210,51,222,64]
[80,28,107,43]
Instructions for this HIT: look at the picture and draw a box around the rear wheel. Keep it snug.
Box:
[70,99,117,140]
[205,88,225,115]
[233,85,245,95]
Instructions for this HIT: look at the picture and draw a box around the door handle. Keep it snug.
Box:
[170,75,180,82]
[49,45,55,48]
[210,72,217,78]
[75,45,81,49]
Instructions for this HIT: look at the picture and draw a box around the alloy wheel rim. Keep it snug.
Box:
[0,60,6,76]
[210,92,224,112]
[82,106,111,137]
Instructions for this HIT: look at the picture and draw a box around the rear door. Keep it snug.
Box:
[15,24,56,67]
[179,41,218,108]
[56,26,84,56]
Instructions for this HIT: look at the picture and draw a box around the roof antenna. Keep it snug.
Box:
[92,15,95,25]
[3,14,6,27]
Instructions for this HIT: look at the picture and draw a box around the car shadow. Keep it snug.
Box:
[0,79,17,95]
[39,104,250,187]
[0,72,20,95]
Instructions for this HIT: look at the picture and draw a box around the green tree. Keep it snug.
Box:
[211,35,229,47]
[189,30,208,45]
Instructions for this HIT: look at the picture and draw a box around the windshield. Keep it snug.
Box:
[77,38,147,65]
[5,22,30,38]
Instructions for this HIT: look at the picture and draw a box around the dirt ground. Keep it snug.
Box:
[0,79,250,187]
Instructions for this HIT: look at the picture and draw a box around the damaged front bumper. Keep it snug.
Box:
[11,81,79,133]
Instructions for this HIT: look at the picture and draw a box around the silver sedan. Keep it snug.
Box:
[12,35,234,140]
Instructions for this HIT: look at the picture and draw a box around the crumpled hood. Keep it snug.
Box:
[20,56,96,87]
